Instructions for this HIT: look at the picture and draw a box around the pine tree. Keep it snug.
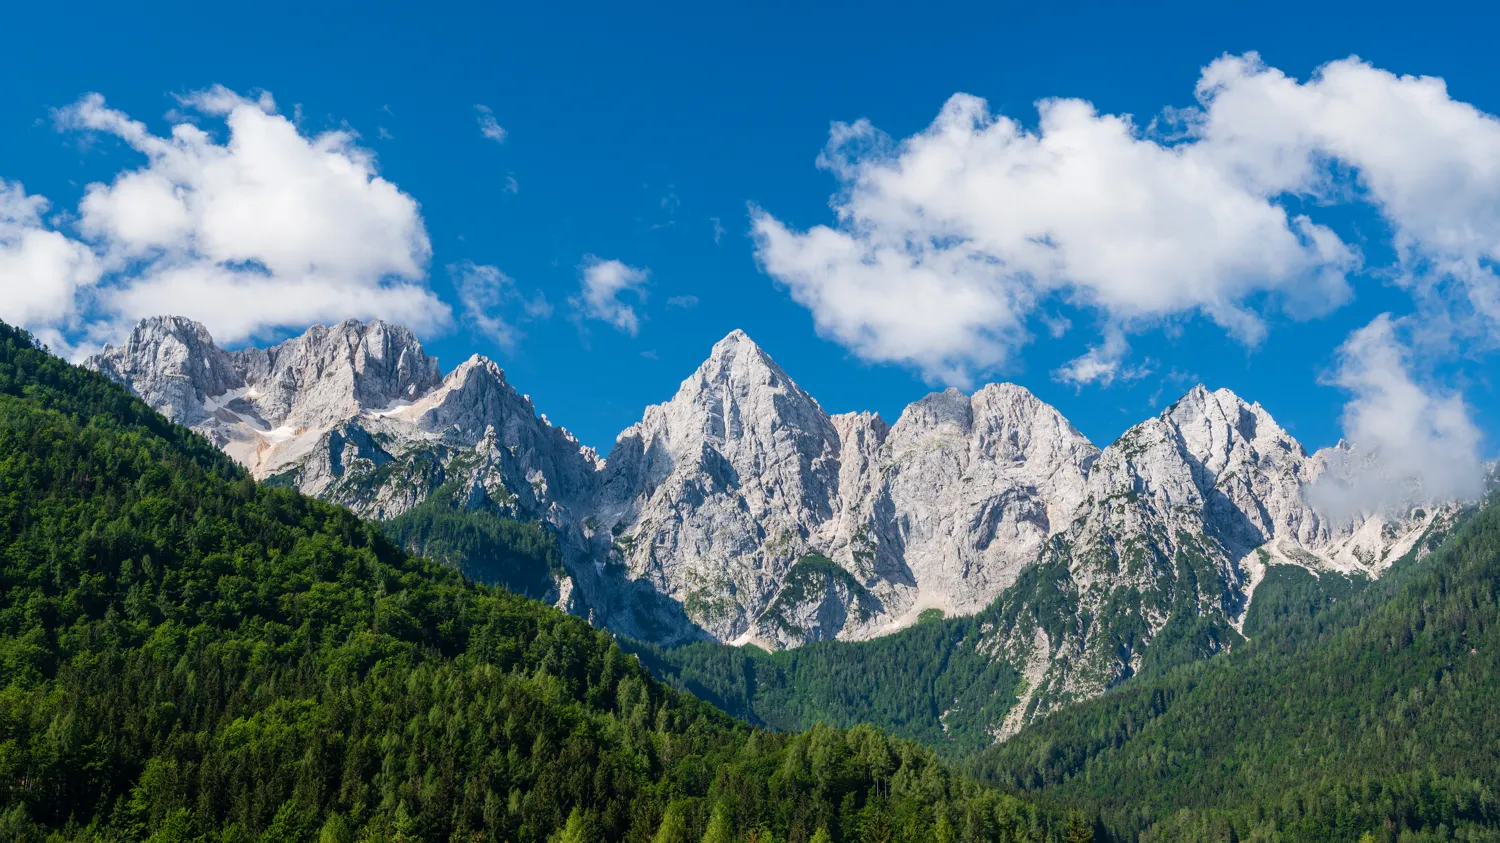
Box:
[1063,813,1093,843]
[654,802,692,843]
[319,813,355,843]
[553,808,599,843]
[701,802,735,843]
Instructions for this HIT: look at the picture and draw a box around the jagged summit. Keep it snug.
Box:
[713,327,755,348]
[688,329,805,401]
[702,329,769,366]
[90,316,244,426]
[87,317,598,528]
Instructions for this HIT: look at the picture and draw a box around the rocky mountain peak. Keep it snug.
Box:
[700,328,765,370]
[88,316,244,426]
[644,330,834,460]
[440,354,523,410]
[830,410,890,442]
[688,329,803,397]
[1161,384,1305,473]
[896,387,974,432]
[712,327,755,350]
[227,318,443,430]
[89,313,1459,692]
[890,383,1096,466]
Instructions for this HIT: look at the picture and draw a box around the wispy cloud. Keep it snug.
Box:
[474,104,506,143]
[1053,327,1151,389]
[449,260,551,350]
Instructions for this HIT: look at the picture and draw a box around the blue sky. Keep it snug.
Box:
[3,0,1499,479]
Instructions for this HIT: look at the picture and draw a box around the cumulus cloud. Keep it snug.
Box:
[572,257,649,335]
[0,86,451,353]
[449,260,551,350]
[0,181,100,343]
[475,105,506,143]
[753,53,1500,385]
[1193,56,1500,338]
[1306,315,1485,518]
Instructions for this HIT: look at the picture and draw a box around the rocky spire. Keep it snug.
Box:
[87,316,244,426]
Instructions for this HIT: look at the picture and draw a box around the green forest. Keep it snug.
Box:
[384,493,564,601]
[0,320,1079,842]
[624,610,1021,758]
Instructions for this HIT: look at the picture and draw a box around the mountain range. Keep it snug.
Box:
[1,318,1065,843]
[6,314,1498,841]
[87,315,1455,730]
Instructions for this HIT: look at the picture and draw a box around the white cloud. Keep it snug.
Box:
[754,53,1500,386]
[475,105,506,144]
[1053,326,1150,388]
[0,181,101,337]
[1193,55,1500,339]
[1306,315,1485,518]
[572,257,648,335]
[0,86,450,352]
[449,260,551,350]
[666,295,698,309]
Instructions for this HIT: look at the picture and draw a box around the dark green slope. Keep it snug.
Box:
[625,557,1367,762]
[0,322,1077,843]
[384,489,565,601]
[973,503,1500,843]
[625,610,1021,758]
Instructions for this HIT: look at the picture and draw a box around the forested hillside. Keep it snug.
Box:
[974,503,1500,843]
[0,321,1079,843]
[625,612,1020,757]
[626,557,1370,761]
[384,489,565,601]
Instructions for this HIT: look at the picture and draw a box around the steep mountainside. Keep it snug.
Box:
[627,559,1366,757]
[591,333,1100,648]
[0,320,1077,843]
[89,316,597,521]
[968,386,1451,733]
[973,493,1500,843]
[89,316,1452,731]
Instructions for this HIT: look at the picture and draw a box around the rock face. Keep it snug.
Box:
[974,386,1450,736]
[88,316,244,428]
[593,331,849,642]
[90,317,1457,722]
[589,334,1104,648]
[873,385,1098,619]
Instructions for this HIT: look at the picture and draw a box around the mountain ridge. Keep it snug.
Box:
[87,315,1454,732]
